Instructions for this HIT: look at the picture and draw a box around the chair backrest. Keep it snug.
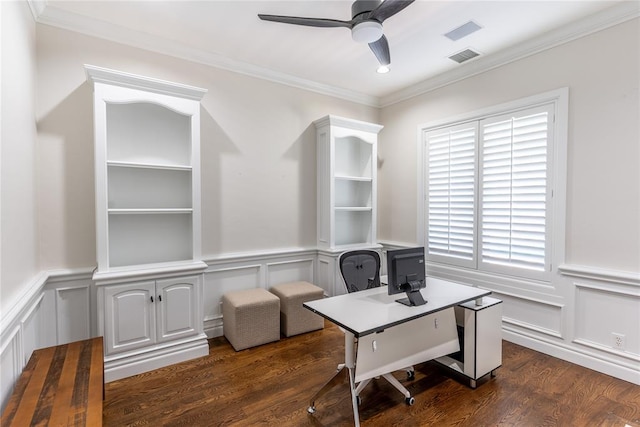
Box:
[339,250,381,293]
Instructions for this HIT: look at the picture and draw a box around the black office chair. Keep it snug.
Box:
[339,250,381,293]
[338,250,415,405]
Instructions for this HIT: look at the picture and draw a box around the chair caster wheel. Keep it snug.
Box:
[307,406,316,414]
[405,396,415,406]
[356,396,362,406]
[407,370,415,380]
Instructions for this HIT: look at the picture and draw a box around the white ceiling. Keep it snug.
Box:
[33,0,638,106]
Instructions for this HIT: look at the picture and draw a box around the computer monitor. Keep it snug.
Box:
[386,247,427,306]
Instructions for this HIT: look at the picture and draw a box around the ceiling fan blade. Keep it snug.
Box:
[368,0,415,23]
[258,14,352,28]
[369,35,390,65]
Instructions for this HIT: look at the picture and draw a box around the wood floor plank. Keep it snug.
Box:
[11,347,57,426]
[103,321,640,426]
[87,338,104,426]
[48,341,81,425]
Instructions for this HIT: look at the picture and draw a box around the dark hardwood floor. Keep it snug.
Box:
[103,321,640,426]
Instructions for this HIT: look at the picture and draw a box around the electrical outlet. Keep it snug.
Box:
[612,333,626,350]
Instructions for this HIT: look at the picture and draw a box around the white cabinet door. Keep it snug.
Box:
[156,276,201,343]
[104,281,156,354]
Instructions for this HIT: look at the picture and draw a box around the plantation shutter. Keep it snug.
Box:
[426,123,477,265]
[479,105,553,273]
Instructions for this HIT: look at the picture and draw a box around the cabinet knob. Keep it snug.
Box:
[158,295,162,302]
[150,296,154,303]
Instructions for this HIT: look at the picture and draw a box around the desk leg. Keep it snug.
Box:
[344,332,360,427]
[308,332,361,427]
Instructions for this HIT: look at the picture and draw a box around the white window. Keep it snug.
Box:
[419,89,567,284]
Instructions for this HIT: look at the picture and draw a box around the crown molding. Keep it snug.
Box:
[380,1,640,107]
[313,114,383,133]
[30,1,639,109]
[27,0,46,21]
[85,64,207,100]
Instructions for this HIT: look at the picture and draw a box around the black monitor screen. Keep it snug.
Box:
[387,247,427,306]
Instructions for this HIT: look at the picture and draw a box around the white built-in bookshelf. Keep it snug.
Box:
[85,65,209,381]
[314,115,382,296]
[86,66,205,275]
[315,115,381,250]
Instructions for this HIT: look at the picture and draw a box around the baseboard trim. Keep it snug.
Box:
[205,325,223,340]
[103,335,210,382]
[204,314,223,339]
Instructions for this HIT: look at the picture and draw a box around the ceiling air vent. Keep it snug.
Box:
[444,21,482,41]
[449,49,480,64]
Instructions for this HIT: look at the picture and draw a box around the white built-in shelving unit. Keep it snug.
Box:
[89,75,204,274]
[314,115,382,296]
[85,65,209,381]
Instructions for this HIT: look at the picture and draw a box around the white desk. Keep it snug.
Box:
[303,277,491,426]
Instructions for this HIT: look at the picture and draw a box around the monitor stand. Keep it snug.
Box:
[396,290,427,307]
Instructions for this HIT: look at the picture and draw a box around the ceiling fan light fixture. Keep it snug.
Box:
[351,21,383,44]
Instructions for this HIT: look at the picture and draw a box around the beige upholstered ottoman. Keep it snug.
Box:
[270,281,324,337]
[222,288,280,351]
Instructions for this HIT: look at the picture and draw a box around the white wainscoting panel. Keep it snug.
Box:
[55,284,92,344]
[202,264,261,337]
[20,294,44,366]
[316,252,349,296]
[266,258,314,286]
[494,291,564,339]
[316,255,333,296]
[574,281,640,359]
[0,326,21,412]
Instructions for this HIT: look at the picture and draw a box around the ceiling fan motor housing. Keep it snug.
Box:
[352,0,384,20]
[351,0,384,43]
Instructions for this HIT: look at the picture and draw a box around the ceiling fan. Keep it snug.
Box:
[258,0,415,70]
